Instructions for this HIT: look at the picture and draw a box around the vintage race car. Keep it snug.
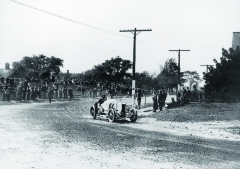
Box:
[90,98,138,123]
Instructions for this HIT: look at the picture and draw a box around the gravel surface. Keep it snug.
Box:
[0,99,240,169]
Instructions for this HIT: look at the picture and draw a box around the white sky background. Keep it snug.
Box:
[0,0,240,78]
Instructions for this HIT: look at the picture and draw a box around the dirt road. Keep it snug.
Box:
[0,100,240,169]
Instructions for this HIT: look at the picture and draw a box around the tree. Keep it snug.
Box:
[10,54,63,82]
[135,71,153,89]
[203,47,240,99]
[159,58,179,91]
[182,71,201,90]
[92,56,132,87]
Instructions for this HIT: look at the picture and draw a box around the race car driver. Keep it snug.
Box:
[94,94,107,115]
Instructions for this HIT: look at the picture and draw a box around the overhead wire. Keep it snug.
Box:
[9,0,131,39]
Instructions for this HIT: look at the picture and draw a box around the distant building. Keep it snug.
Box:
[0,63,11,77]
[232,32,240,50]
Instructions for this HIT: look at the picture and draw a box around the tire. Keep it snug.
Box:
[108,109,115,123]
[130,109,137,123]
[90,107,97,119]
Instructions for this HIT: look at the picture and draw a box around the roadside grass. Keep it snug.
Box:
[146,103,240,123]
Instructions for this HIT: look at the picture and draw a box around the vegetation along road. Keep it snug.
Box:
[0,99,240,169]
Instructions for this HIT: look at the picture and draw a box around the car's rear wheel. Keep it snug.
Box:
[130,109,137,122]
[108,109,115,123]
[90,107,96,119]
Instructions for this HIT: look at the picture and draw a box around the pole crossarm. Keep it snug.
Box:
[120,29,152,32]
[169,50,190,52]
[200,65,214,66]
[200,64,214,73]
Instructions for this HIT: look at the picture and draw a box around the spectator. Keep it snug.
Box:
[53,84,58,99]
[152,91,158,112]
[26,84,30,100]
[3,85,10,101]
[22,79,28,100]
[137,89,143,110]
[62,86,67,99]
[48,86,54,103]
[58,86,62,99]
[166,98,177,109]
[16,83,22,101]
[186,87,191,103]
[36,87,41,99]
[176,90,181,106]
[158,90,164,111]
[182,87,188,104]
[68,87,73,100]
[41,85,47,99]
[162,89,167,109]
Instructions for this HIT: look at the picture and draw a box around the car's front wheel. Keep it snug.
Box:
[108,109,115,123]
[90,107,97,119]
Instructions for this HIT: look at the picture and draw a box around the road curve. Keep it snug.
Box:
[0,100,240,169]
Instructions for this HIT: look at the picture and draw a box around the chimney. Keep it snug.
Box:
[232,32,240,50]
[5,63,10,70]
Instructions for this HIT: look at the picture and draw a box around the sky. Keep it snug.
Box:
[0,0,240,79]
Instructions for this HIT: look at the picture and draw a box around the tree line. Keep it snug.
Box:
[3,54,202,93]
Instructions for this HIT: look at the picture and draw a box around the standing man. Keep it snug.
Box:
[176,90,181,106]
[137,89,143,110]
[182,87,187,104]
[22,79,28,100]
[187,87,191,104]
[162,89,167,109]
[58,86,62,99]
[48,86,54,103]
[26,83,30,100]
[152,91,158,112]
[68,87,73,100]
[62,86,67,99]
[3,85,10,101]
[16,82,22,101]
[158,90,164,111]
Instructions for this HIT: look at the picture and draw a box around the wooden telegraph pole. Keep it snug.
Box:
[169,49,190,90]
[120,28,152,108]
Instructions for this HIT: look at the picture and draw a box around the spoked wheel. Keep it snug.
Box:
[108,109,115,123]
[90,107,97,119]
[130,109,138,123]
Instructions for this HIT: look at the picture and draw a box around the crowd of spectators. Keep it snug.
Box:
[0,78,75,102]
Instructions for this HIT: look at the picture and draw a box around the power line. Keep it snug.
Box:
[9,0,131,39]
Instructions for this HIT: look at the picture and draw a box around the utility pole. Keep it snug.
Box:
[120,28,152,108]
[200,65,214,73]
[169,49,190,90]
